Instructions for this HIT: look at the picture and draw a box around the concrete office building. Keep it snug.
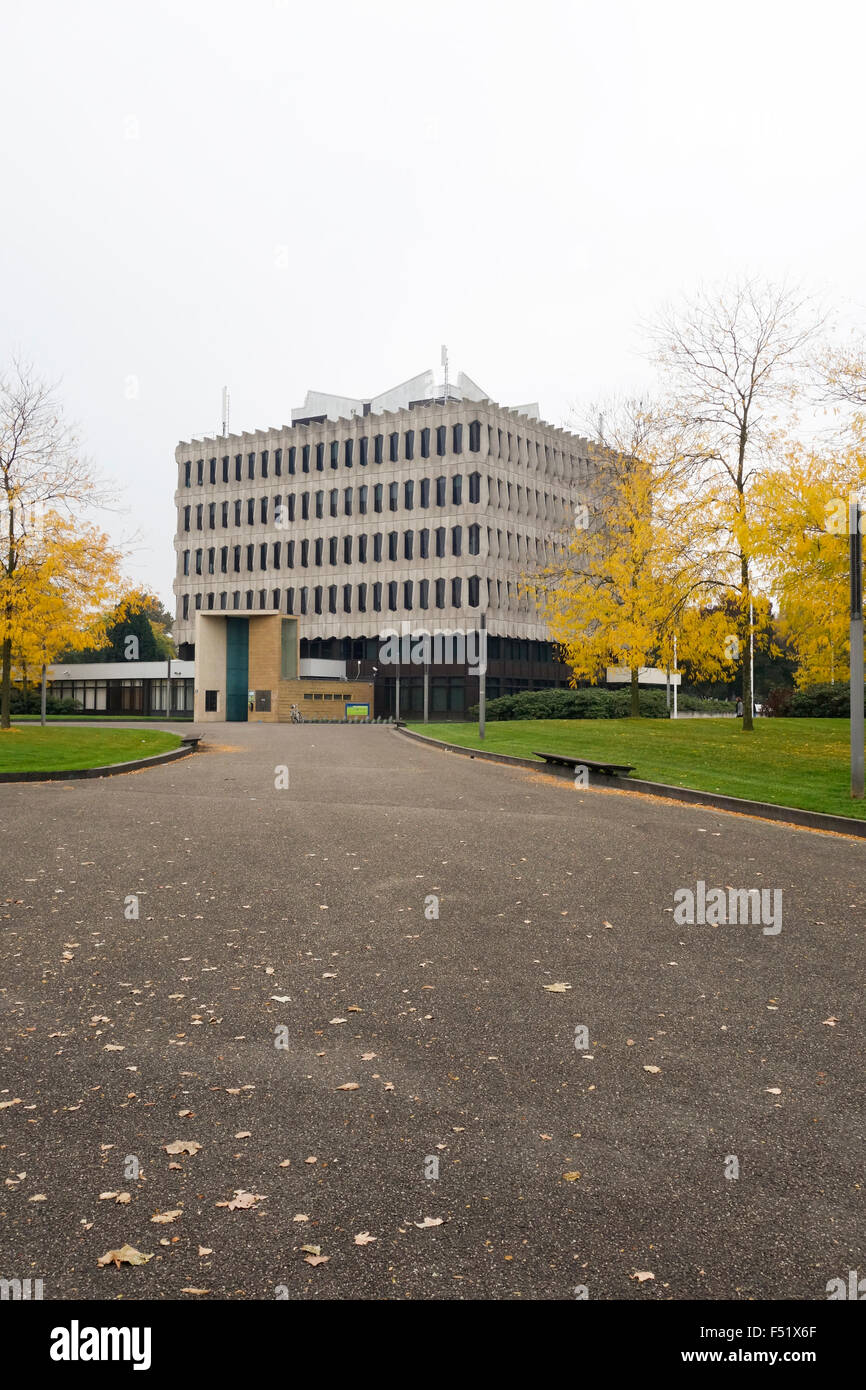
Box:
[173,368,600,721]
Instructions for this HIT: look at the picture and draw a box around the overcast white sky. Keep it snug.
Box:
[2,0,865,612]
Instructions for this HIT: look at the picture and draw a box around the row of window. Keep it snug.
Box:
[181,576,487,618]
[181,424,583,488]
[180,520,557,577]
[180,475,569,533]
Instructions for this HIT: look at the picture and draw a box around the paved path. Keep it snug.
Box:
[1,724,862,1300]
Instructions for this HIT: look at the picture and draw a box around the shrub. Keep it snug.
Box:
[469,686,671,721]
[789,683,862,718]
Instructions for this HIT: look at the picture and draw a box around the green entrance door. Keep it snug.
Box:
[225,618,249,722]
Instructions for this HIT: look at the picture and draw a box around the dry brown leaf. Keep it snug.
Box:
[304,1254,329,1266]
[543,982,572,992]
[643,1066,661,1074]
[163,1140,202,1156]
[336,1082,360,1091]
[234,1131,251,1139]
[631,1270,655,1282]
[563,1172,581,1181]
[217,1189,266,1210]
[354,1231,376,1245]
[414,1216,443,1227]
[198,1246,213,1257]
[97,1244,153,1268]
[0,1099,22,1110]
[182,1287,210,1295]
[293,1214,309,1222]
[151,1209,182,1224]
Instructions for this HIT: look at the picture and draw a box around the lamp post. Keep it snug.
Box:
[850,498,864,799]
[478,612,486,741]
[672,634,678,720]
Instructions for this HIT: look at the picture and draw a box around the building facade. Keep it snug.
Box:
[173,369,601,719]
[46,661,195,716]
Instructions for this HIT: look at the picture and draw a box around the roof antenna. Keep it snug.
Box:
[441,344,448,403]
[221,386,230,437]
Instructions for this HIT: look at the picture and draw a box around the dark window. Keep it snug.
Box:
[182,549,190,575]
[246,590,254,609]
[469,421,481,452]
[435,578,446,609]
[436,476,446,506]
[468,523,480,555]
[330,440,339,469]
[357,582,367,612]
[208,502,215,528]
[357,533,367,562]
[195,548,202,575]
[405,429,414,460]
[196,504,203,530]
[388,580,398,611]
[419,527,429,558]
[419,578,429,610]
[344,536,352,564]
[314,586,323,614]
[288,494,296,522]
[301,539,309,567]
[247,498,254,525]
[260,543,268,570]
[235,454,242,481]
[261,451,268,478]
[403,580,413,610]
[359,436,368,466]
[219,591,227,609]
[273,588,281,609]
[469,471,481,503]
[259,589,267,609]
[330,488,338,517]
[374,434,383,464]
[205,690,218,712]
[373,581,382,612]
[403,530,413,560]
[328,585,337,613]
[316,442,324,471]
[301,492,309,520]
[315,490,324,519]
[196,459,204,485]
[233,545,241,572]
[420,427,430,458]
[287,540,295,568]
[435,527,446,558]
[420,478,430,508]
[183,460,191,487]
[359,484,368,514]
[288,446,296,475]
[389,481,398,511]
[452,475,462,504]
[182,594,189,618]
[221,501,229,527]
[302,445,310,473]
[374,484,383,512]
[248,453,255,479]
[373,533,383,562]
[344,486,353,516]
[274,448,282,476]
[222,456,230,482]
[452,424,463,453]
[286,588,294,614]
[246,544,254,571]
[344,439,353,468]
[389,432,399,462]
[314,537,323,566]
[388,531,398,561]
[451,577,462,606]
[260,497,268,524]
[235,499,242,526]
[207,593,215,610]
[343,583,352,613]
[329,536,338,565]
[404,479,414,509]
[468,575,480,607]
[451,526,462,556]
[436,425,446,456]
[299,586,308,614]
[233,590,241,609]
[220,545,228,572]
[208,547,215,574]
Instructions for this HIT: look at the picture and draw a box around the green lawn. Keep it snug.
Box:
[407,718,866,821]
[0,727,182,773]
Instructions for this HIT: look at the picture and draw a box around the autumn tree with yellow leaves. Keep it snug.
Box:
[0,361,131,729]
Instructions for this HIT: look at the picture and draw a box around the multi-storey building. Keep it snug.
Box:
[173,369,600,720]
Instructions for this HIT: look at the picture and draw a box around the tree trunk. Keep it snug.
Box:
[741,554,753,732]
[1,635,11,729]
[630,666,640,718]
[40,663,47,727]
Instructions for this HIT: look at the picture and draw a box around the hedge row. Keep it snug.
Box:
[8,692,83,715]
[788,683,866,718]
[468,687,678,721]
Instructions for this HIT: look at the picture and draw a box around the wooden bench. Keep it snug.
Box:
[181,734,202,749]
[533,751,635,777]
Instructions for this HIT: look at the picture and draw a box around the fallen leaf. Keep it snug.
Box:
[270,995,291,1003]
[543,983,572,992]
[97,1244,152,1268]
[414,1217,443,1227]
[181,1287,210,1295]
[603,920,614,929]
[361,1052,377,1061]
[28,1194,47,1202]
[163,1140,202,1155]
[217,1189,266,1210]
[631,1270,655,1282]
[151,1209,183,1224]
[354,1231,377,1245]
[293,1214,309,1222]
[198,1247,213,1256]
[99,1192,131,1204]
[765,1087,782,1095]
[643,1066,661,1074]
[0,1099,22,1110]
[300,1244,321,1255]
[563,1172,581,1181]
[336,1082,360,1091]
[304,1254,329,1266]
[234,1131,251,1139]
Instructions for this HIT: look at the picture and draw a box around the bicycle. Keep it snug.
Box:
[290,704,302,723]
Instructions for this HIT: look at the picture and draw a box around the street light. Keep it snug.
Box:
[850,498,864,799]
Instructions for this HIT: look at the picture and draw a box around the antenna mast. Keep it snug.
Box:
[441,344,448,403]
[221,386,230,438]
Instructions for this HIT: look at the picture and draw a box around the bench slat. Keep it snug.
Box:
[533,751,634,775]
